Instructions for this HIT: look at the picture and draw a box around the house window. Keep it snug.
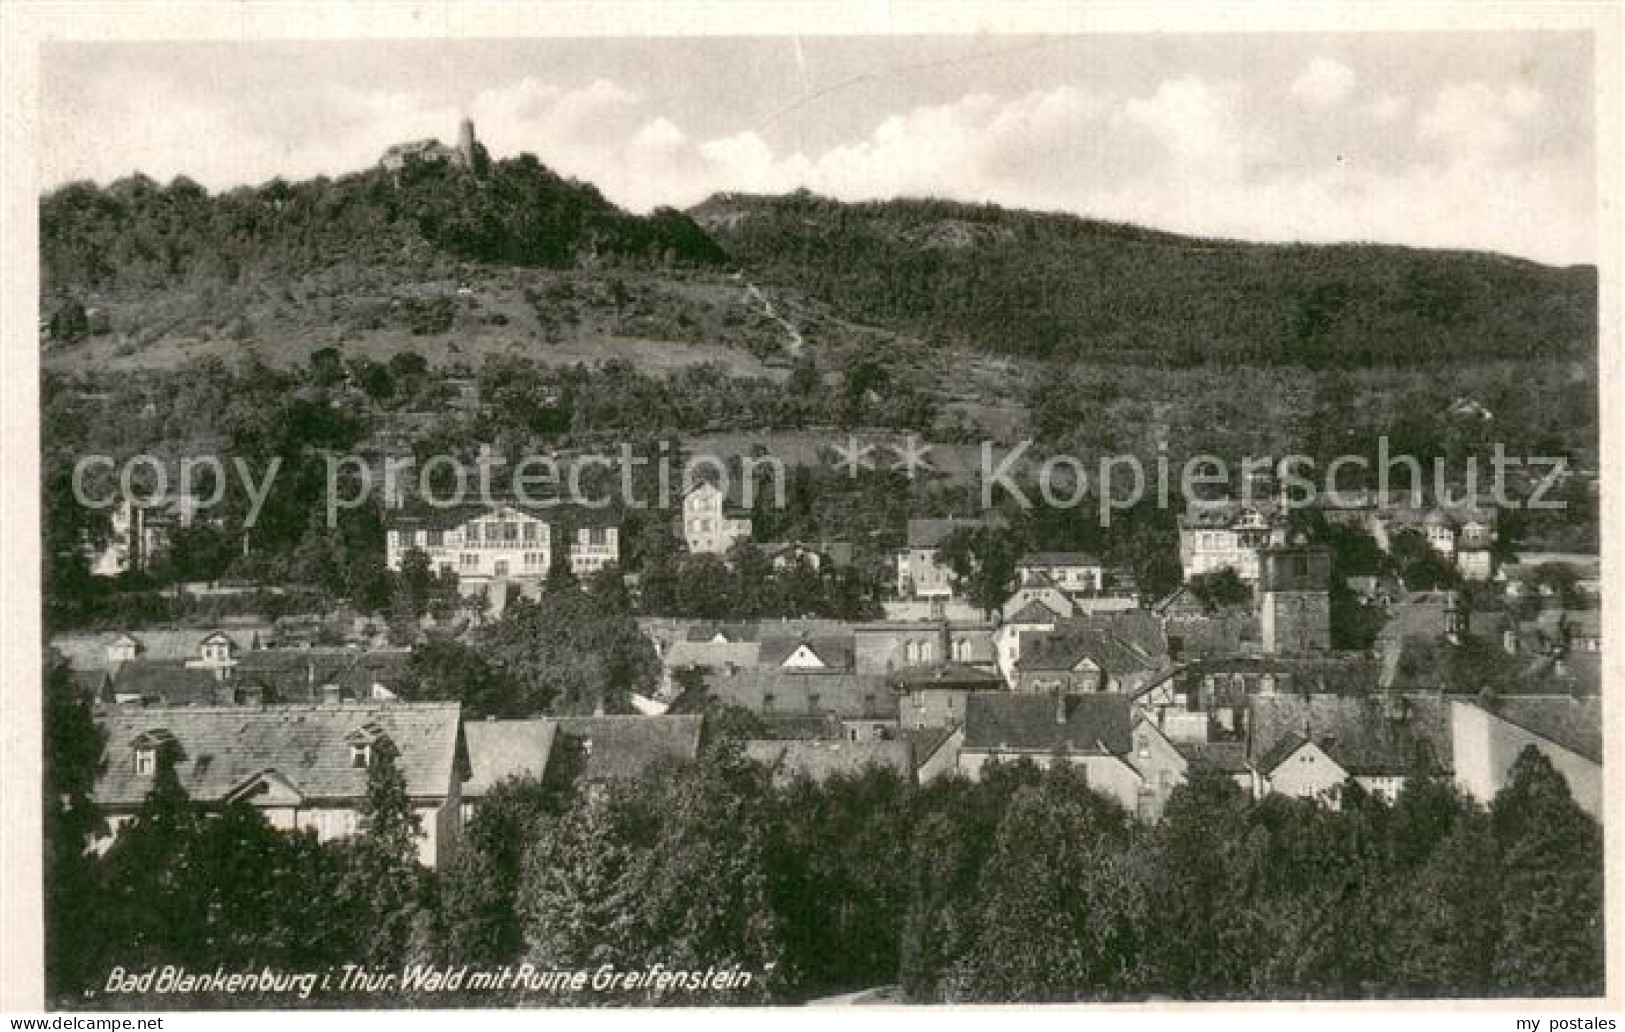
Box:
[350,743,372,768]
[426,529,444,547]
[135,748,156,776]
[1137,736,1151,759]
[762,693,775,712]
[460,553,478,568]
[523,522,539,543]
[808,693,821,714]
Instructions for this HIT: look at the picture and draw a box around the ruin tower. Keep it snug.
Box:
[456,118,477,168]
[1258,532,1332,654]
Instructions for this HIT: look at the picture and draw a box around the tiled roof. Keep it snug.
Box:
[744,739,913,784]
[703,671,897,720]
[1471,696,1602,763]
[551,715,704,781]
[901,725,960,769]
[887,662,1005,691]
[1017,627,1160,675]
[1249,694,1451,777]
[962,692,1133,755]
[664,639,763,672]
[92,702,463,808]
[1019,552,1103,568]
[758,633,856,671]
[463,719,558,798]
[1176,740,1251,774]
[1006,599,1067,624]
[108,661,230,705]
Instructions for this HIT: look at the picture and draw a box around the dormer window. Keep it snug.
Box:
[132,728,176,776]
[344,721,389,769]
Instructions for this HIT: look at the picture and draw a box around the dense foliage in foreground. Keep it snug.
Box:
[46,660,1603,1008]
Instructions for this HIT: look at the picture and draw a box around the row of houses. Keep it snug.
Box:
[83,686,1601,874]
[1177,495,1498,586]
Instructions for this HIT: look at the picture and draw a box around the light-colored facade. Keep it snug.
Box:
[1178,505,1286,584]
[682,482,752,555]
[387,504,553,588]
[1450,699,1602,820]
[569,525,620,577]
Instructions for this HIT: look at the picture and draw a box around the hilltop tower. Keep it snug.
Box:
[457,118,477,168]
[1258,532,1331,654]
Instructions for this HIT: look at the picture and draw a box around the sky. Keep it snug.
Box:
[38,33,1597,265]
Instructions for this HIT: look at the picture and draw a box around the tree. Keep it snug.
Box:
[440,777,561,966]
[1187,566,1250,609]
[99,736,203,968]
[333,738,426,970]
[938,527,1019,618]
[951,769,1141,1001]
[42,658,106,1000]
[1489,748,1604,995]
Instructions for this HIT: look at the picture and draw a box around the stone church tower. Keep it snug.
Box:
[456,118,478,168]
[1258,533,1332,654]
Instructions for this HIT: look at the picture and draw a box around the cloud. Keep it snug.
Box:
[1365,93,1407,122]
[1418,81,1544,158]
[1290,57,1357,108]
[38,62,1591,265]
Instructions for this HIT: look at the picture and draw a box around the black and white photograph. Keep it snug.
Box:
[3,0,1618,1017]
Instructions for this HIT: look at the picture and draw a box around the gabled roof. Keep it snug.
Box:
[92,702,463,808]
[664,639,763,672]
[1175,740,1251,774]
[887,661,1005,691]
[744,739,913,784]
[1249,694,1451,777]
[1019,551,1103,568]
[463,719,558,798]
[703,671,897,720]
[1467,696,1601,764]
[551,715,704,781]
[759,633,855,671]
[1017,627,1160,676]
[108,660,229,705]
[962,692,1133,755]
[1006,599,1066,625]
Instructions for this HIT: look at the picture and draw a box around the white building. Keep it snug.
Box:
[387,504,554,589]
[681,482,752,555]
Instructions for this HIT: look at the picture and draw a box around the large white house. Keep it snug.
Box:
[681,482,752,555]
[387,504,555,589]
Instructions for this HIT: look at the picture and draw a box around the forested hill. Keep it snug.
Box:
[691,191,1597,367]
[40,151,726,297]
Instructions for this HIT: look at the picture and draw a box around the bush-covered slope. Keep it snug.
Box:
[691,191,1596,367]
[41,151,726,299]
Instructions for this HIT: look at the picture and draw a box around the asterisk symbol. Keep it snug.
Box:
[891,434,935,479]
[831,435,876,478]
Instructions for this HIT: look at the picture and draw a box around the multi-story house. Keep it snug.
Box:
[1015,552,1106,596]
[895,516,1005,601]
[386,503,554,590]
[90,702,466,868]
[568,522,620,578]
[681,481,752,555]
[1177,503,1287,584]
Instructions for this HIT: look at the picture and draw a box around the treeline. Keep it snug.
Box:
[40,152,723,303]
[47,653,1603,1007]
[692,191,1597,368]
